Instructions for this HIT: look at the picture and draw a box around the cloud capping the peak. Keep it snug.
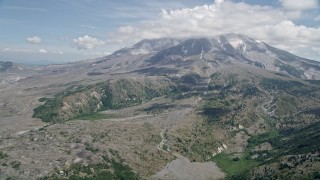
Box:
[110,0,320,60]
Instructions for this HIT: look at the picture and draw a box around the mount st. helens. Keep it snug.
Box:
[0,34,320,179]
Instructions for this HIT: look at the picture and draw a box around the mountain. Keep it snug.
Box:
[0,61,28,72]
[73,34,320,80]
[9,34,318,85]
[1,34,320,180]
[0,61,14,72]
[0,61,37,87]
[143,34,320,79]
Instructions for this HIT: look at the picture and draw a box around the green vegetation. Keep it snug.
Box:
[312,172,320,179]
[10,161,21,170]
[253,62,264,68]
[38,97,51,102]
[306,79,320,85]
[84,143,99,153]
[102,79,173,109]
[110,159,138,179]
[202,97,231,123]
[162,144,169,151]
[274,72,290,78]
[275,95,298,116]
[304,108,320,117]
[33,97,63,123]
[33,78,174,123]
[0,151,8,159]
[143,103,175,114]
[213,123,320,179]
[41,152,139,180]
[276,62,303,78]
[211,131,279,178]
[260,78,316,96]
[72,113,118,121]
[241,86,260,97]
[277,121,320,155]
[261,78,302,91]
[208,72,238,90]
[224,122,320,178]
[203,69,320,178]
[247,130,279,149]
[5,176,13,180]
[210,72,222,79]
[33,84,97,123]
[213,153,259,179]
[180,73,201,85]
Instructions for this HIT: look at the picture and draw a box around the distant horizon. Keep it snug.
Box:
[2,34,320,66]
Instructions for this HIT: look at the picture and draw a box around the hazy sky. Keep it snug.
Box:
[0,0,319,64]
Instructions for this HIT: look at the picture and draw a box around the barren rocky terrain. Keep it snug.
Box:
[1,34,320,179]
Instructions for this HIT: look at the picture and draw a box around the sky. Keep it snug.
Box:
[0,0,319,64]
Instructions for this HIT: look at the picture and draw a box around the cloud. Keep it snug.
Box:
[118,26,136,34]
[315,15,320,21]
[3,48,11,52]
[53,51,63,55]
[110,0,320,61]
[26,36,42,44]
[73,35,105,50]
[280,0,319,10]
[215,0,225,5]
[39,49,48,53]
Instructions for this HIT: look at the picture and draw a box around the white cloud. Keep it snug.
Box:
[280,0,319,10]
[26,36,42,44]
[110,1,320,61]
[53,51,63,55]
[215,0,225,5]
[39,49,48,53]
[73,35,105,50]
[118,26,136,34]
[3,48,11,52]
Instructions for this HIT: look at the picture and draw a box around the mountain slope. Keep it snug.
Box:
[1,34,320,180]
[32,77,176,123]
[111,38,181,56]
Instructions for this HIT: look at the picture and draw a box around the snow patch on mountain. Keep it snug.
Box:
[200,49,204,59]
[228,38,246,51]
[304,68,320,79]
[182,46,188,54]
